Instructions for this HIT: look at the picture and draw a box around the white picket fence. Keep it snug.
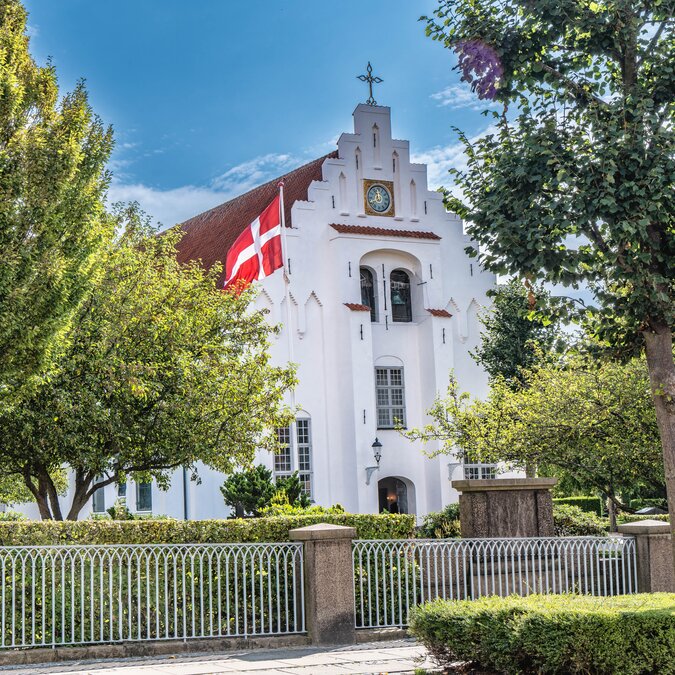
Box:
[0,542,305,649]
[353,536,637,628]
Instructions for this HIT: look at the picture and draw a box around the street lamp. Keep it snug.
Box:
[366,438,383,486]
[372,438,382,464]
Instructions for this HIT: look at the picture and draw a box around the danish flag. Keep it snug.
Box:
[224,194,284,291]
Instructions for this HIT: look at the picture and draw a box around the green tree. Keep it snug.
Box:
[220,464,277,517]
[220,465,311,517]
[0,1,114,398]
[403,358,664,529]
[0,208,296,520]
[425,0,675,553]
[472,278,560,388]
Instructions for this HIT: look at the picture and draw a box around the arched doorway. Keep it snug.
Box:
[377,476,415,515]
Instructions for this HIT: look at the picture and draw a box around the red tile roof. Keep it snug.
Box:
[427,308,453,318]
[330,224,441,240]
[344,303,371,312]
[175,152,338,286]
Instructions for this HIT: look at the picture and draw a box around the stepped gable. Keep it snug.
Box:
[176,151,337,286]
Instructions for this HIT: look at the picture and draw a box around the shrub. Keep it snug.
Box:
[409,593,675,675]
[0,512,415,546]
[418,504,461,539]
[258,497,346,517]
[552,504,607,536]
[0,510,26,521]
[553,496,603,516]
[220,465,310,516]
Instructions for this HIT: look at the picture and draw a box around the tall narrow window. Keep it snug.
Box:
[274,420,313,497]
[360,267,377,321]
[375,367,406,429]
[92,476,105,513]
[296,418,312,497]
[136,481,152,512]
[372,124,381,166]
[390,270,412,322]
[275,426,292,474]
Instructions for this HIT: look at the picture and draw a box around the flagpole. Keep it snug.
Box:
[278,182,298,476]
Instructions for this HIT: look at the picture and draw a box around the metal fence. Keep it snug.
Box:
[0,543,304,649]
[353,536,637,628]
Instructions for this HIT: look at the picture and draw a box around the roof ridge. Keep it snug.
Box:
[179,150,338,226]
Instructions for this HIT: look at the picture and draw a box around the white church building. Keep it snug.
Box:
[172,100,503,519]
[12,98,512,521]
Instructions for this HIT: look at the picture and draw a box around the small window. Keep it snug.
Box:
[136,481,152,512]
[375,367,406,429]
[463,450,497,480]
[117,482,127,498]
[360,267,377,322]
[390,270,412,322]
[92,476,105,513]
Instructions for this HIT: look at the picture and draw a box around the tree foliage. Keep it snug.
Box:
[472,278,560,387]
[0,0,114,399]
[403,358,664,511]
[0,209,296,520]
[425,0,675,552]
[220,464,310,518]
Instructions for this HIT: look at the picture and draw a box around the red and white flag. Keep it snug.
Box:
[224,194,284,291]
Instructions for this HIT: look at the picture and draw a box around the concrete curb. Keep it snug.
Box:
[0,634,311,667]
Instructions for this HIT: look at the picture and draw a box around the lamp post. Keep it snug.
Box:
[365,437,383,486]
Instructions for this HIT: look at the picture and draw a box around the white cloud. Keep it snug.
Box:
[412,125,496,196]
[108,153,301,229]
[430,84,497,111]
[107,182,229,229]
[211,153,298,195]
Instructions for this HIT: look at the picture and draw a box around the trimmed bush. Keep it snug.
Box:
[409,593,675,675]
[553,496,604,516]
[552,504,607,536]
[418,504,461,539]
[0,513,415,546]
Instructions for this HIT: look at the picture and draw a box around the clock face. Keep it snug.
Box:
[366,184,391,213]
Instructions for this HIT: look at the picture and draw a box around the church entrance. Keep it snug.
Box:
[377,476,414,514]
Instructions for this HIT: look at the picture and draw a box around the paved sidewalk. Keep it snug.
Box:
[0,640,436,675]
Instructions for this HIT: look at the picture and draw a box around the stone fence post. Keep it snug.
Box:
[617,519,674,593]
[289,523,356,645]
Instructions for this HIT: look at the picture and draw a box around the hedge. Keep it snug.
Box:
[552,504,607,536]
[553,496,604,516]
[0,513,415,546]
[409,593,675,675]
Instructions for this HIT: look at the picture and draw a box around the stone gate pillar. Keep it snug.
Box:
[289,523,356,645]
[617,519,674,592]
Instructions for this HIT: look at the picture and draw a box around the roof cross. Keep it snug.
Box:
[357,62,383,106]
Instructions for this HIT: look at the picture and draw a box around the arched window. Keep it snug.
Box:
[360,267,377,322]
[390,270,412,322]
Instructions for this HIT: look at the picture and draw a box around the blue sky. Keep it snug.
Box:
[24,0,495,228]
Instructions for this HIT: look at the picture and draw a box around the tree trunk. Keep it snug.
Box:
[642,324,675,571]
[66,470,93,521]
[607,497,617,533]
[22,466,53,520]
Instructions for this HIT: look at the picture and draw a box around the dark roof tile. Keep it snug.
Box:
[176,152,337,286]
